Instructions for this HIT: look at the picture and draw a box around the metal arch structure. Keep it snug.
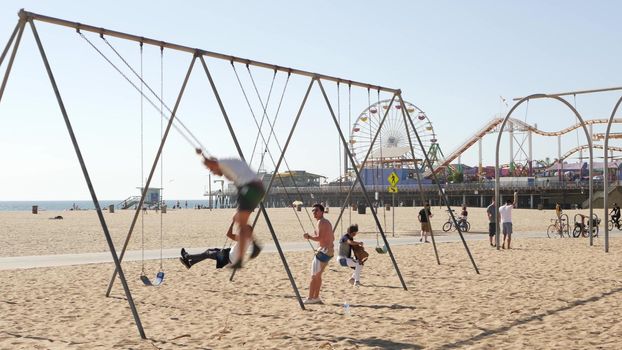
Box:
[603,96,622,253]
[495,94,594,249]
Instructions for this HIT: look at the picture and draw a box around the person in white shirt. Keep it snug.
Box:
[498,199,514,249]
[196,149,265,268]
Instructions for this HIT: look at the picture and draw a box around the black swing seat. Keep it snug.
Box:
[140,271,165,286]
[140,275,152,286]
[375,246,388,254]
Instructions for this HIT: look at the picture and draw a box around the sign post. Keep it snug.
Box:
[387,171,399,236]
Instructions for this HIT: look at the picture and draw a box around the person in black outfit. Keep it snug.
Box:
[611,203,621,229]
[418,203,433,243]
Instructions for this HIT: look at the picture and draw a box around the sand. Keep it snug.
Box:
[1,206,621,349]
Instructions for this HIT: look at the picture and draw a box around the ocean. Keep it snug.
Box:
[0,200,216,211]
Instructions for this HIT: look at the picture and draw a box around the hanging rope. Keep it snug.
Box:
[231,62,315,250]
[159,46,164,272]
[79,32,208,154]
[337,82,343,235]
[249,68,277,166]
[256,72,291,172]
[139,41,146,277]
[378,89,387,231]
[234,63,314,232]
[348,84,352,226]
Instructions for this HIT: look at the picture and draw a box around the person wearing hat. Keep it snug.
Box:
[611,203,620,229]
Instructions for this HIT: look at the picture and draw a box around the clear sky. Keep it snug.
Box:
[1,0,622,200]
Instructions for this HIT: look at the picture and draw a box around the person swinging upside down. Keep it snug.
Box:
[179,221,245,269]
[196,149,265,268]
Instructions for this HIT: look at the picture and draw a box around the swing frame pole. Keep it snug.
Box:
[17,9,398,95]
[106,55,197,297]
[331,94,398,233]
[26,18,146,338]
[199,56,310,310]
[0,20,21,71]
[317,80,408,291]
[399,94,480,274]
[397,95,441,265]
[230,76,316,285]
[0,18,26,102]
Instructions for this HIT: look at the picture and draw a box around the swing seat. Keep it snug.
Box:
[338,257,348,267]
[375,246,388,254]
[140,274,152,286]
[140,271,165,286]
[153,271,165,286]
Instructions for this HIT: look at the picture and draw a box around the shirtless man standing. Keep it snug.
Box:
[302,203,334,304]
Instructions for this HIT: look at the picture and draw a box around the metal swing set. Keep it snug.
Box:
[0,9,478,340]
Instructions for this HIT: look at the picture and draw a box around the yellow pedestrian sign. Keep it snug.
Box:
[388,172,399,186]
[387,185,398,193]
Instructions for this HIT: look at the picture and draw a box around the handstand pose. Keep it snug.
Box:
[196,149,265,268]
[179,221,244,269]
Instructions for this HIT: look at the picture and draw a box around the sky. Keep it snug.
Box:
[1,0,622,200]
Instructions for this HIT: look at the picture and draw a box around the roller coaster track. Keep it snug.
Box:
[424,117,622,177]
[560,144,622,161]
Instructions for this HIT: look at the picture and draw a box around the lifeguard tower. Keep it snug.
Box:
[118,187,162,209]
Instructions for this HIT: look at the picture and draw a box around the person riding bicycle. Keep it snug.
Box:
[610,203,620,229]
[458,205,468,229]
[460,205,468,221]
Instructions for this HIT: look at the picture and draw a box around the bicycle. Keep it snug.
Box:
[442,210,470,232]
[572,213,600,238]
[607,217,622,231]
[546,214,570,238]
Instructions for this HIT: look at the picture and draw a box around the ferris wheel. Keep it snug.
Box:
[348,99,437,169]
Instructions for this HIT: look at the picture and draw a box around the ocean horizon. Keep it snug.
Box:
[0,200,216,211]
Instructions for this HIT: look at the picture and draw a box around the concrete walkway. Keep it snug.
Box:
[0,231,561,270]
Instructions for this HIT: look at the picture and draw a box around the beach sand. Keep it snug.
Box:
[1,207,621,349]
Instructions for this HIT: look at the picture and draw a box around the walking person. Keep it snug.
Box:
[418,203,433,243]
[499,199,514,249]
[610,203,620,229]
[486,199,496,247]
[302,203,334,304]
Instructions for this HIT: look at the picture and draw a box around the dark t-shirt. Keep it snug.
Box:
[486,204,496,223]
[419,208,432,222]
[338,233,354,258]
